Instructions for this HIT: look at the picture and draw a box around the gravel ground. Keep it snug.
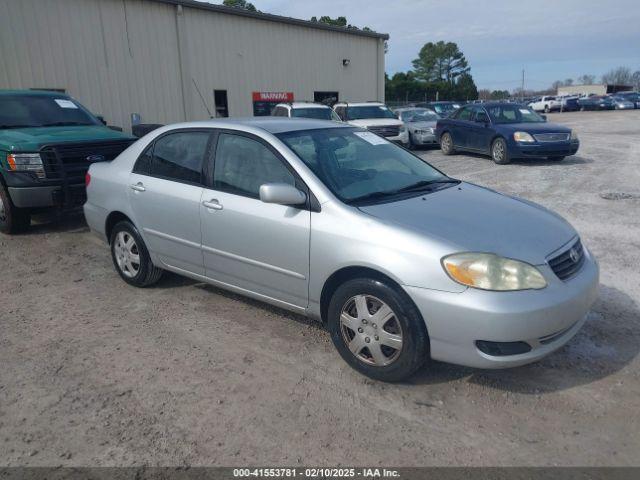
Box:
[1,110,639,467]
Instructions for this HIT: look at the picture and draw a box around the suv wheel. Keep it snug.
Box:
[328,278,429,382]
[544,105,551,113]
[0,184,31,234]
[491,137,511,164]
[110,220,163,287]
[440,132,455,155]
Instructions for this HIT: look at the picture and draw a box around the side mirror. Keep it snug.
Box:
[96,115,107,125]
[259,183,307,206]
[541,114,547,121]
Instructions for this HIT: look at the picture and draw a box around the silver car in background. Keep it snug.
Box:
[84,118,599,382]
[395,107,440,149]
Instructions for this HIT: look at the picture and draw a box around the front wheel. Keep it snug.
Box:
[328,278,429,382]
[110,220,163,287]
[544,105,550,113]
[0,184,31,234]
[440,132,455,155]
[491,137,511,164]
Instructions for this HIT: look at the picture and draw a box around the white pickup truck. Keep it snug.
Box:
[528,96,561,113]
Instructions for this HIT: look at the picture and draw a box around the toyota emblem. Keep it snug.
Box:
[569,248,580,263]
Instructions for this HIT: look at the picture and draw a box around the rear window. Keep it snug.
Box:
[291,108,335,120]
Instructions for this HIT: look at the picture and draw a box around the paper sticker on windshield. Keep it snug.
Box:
[54,99,79,109]
[354,131,390,145]
[519,108,530,114]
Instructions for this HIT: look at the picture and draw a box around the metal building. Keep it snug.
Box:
[0,0,388,131]
[557,84,633,97]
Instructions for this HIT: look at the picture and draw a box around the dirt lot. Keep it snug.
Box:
[1,110,639,467]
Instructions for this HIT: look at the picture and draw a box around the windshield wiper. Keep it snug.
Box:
[395,178,460,193]
[41,122,91,127]
[349,179,460,205]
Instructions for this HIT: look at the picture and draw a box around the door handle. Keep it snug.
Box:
[202,199,223,210]
[130,182,146,192]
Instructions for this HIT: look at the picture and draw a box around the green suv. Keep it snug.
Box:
[0,90,134,234]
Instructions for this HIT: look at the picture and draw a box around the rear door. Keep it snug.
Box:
[450,106,474,148]
[128,129,213,275]
[199,130,311,308]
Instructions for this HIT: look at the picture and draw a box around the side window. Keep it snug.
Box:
[133,144,153,174]
[213,133,295,198]
[335,107,345,120]
[150,131,210,184]
[457,107,473,121]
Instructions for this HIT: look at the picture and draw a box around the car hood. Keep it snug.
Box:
[0,125,134,151]
[495,122,571,134]
[407,121,437,130]
[347,118,404,128]
[358,182,576,265]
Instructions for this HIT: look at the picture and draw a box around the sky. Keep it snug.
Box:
[209,0,640,91]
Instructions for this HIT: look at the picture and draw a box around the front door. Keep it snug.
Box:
[200,131,310,308]
[128,130,212,275]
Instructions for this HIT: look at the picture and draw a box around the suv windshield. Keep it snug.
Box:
[291,108,339,121]
[345,105,397,120]
[0,95,99,128]
[277,127,454,204]
[486,105,545,124]
[399,109,439,122]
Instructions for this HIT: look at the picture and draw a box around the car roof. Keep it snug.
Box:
[334,102,384,107]
[172,117,350,134]
[0,89,67,97]
[277,102,330,109]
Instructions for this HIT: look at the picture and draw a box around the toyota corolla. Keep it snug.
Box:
[84,118,599,382]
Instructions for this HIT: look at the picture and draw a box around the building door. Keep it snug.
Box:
[214,90,229,118]
[314,91,339,106]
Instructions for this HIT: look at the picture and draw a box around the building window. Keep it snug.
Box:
[214,90,229,118]
[314,91,339,106]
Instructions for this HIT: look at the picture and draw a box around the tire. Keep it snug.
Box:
[328,278,429,382]
[110,220,163,287]
[440,132,455,155]
[407,133,416,150]
[491,137,511,164]
[544,105,550,113]
[580,106,585,112]
[0,184,31,234]
[549,156,565,161]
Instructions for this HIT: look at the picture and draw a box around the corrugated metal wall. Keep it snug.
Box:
[0,0,384,131]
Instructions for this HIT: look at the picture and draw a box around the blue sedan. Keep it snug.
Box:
[435,103,579,164]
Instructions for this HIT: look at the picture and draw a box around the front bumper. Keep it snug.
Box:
[405,248,599,369]
[413,132,438,145]
[512,140,579,158]
[8,184,86,208]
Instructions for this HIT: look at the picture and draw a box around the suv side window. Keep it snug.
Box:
[457,107,473,121]
[150,131,210,184]
[213,133,295,199]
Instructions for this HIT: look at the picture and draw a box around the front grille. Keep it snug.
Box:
[548,239,585,281]
[533,133,570,142]
[368,125,400,137]
[40,140,133,183]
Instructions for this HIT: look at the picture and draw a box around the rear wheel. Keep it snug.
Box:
[491,137,510,164]
[110,220,163,287]
[407,133,416,150]
[544,105,550,113]
[328,278,429,382]
[0,184,31,234]
[440,132,455,155]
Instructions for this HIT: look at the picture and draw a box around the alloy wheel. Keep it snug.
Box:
[441,134,452,153]
[340,295,403,366]
[114,231,141,278]
[493,141,505,162]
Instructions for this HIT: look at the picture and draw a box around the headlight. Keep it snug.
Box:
[442,252,547,291]
[414,129,427,134]
[6,153,45,179]
[513,131,535,143]
[570,130,579,140]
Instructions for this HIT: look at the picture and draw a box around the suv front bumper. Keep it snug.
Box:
[8,184,86,208]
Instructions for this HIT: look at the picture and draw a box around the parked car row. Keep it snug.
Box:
[1,89,598,383]
[527,92,640,112]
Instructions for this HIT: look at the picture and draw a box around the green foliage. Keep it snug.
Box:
[490,90,510,100]
[310,16,348,27]
[412,41,470,83]
[223,0,257,12]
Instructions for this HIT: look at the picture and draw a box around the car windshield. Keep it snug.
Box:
[277,127,454,204]
[291,108,339,121]
[486,105,545,124]
[345,105,397,120]
[430,103,456,114]
[0,95,99,128]
[399,109,440,122]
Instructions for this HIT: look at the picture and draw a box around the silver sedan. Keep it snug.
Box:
[84,118,599,382]
[395,108,440,149]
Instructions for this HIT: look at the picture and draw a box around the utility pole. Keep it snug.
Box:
[521,69,525,101]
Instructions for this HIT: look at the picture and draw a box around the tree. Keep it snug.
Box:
[577,74,595,85]
[601,66,633,85]
[310,15,347,27]
[551,80,564,91]
[455,73,478,100]
[633,71,640,90]
[490,90,510,100]
[412,41,470,84]
[564,78,574,86]
[223,0,257,11]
